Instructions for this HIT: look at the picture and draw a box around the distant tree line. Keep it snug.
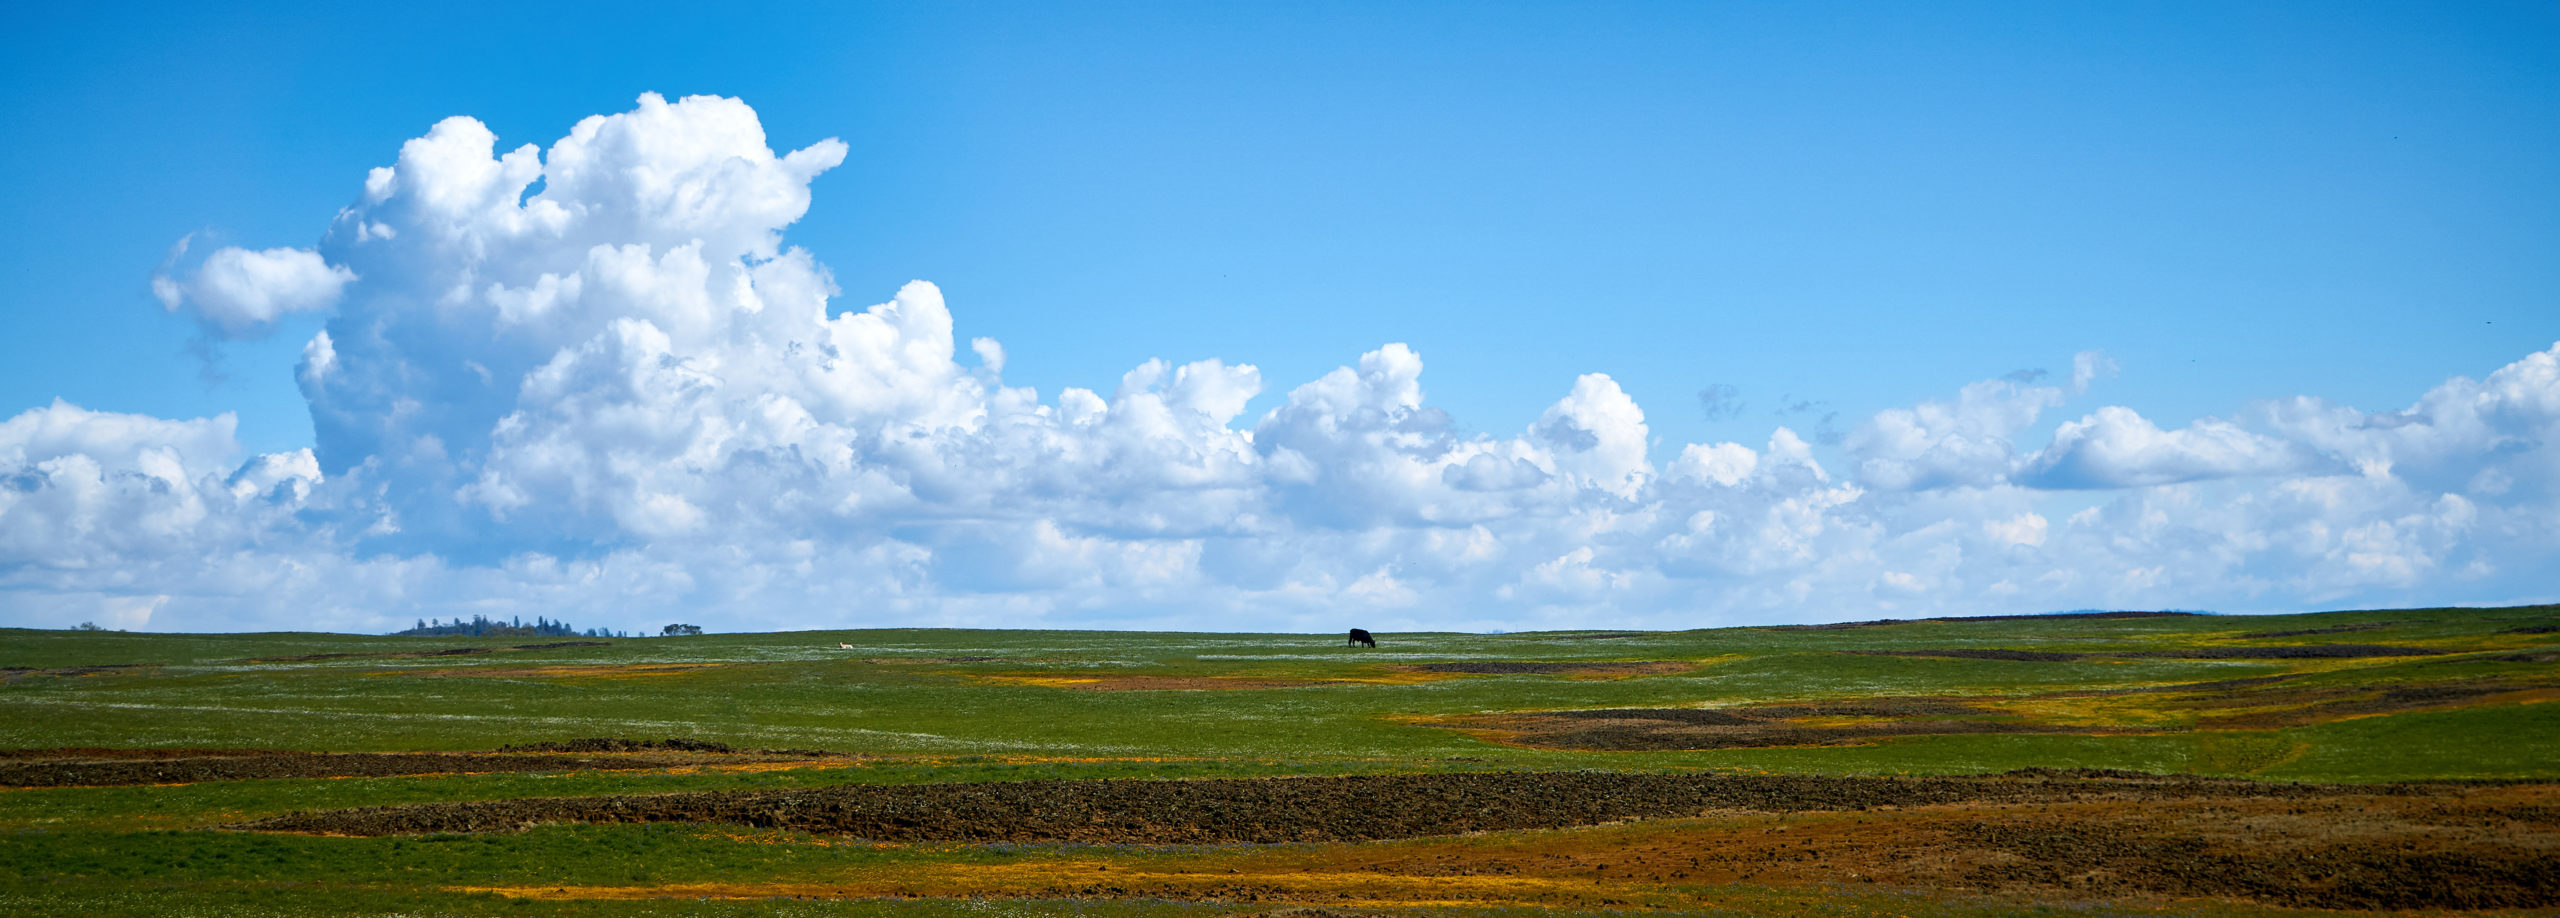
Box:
[394,615,630,638]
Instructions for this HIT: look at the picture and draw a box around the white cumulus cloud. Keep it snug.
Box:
[5,94,2558,633]
[2023,406,2316,489]
[154,239,356,336]
[1848,377,2063,491]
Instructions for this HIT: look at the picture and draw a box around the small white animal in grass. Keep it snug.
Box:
[839,643,854,649]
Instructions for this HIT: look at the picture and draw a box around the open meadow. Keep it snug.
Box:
[2,605,2555,917]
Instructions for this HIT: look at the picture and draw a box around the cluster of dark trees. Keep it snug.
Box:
[661,623,703,636]
[394,615,628,638]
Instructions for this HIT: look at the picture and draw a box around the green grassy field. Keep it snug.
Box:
[2,604,2555,917]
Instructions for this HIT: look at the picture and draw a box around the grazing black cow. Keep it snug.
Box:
[1348,628,1376,648]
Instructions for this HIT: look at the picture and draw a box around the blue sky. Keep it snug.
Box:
[2,2,2555,634]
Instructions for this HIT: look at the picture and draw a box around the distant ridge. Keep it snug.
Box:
[1764,609,2209,631]
[1936,609,2210,622]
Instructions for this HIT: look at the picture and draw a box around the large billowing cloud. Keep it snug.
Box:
[4,93,2556,633]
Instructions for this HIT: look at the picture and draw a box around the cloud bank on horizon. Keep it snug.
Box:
[6,94,2556,634]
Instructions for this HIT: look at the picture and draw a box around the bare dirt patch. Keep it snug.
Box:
[1939,784,2560,909]
[240,772,2560,911]
[496,738,831,757]
[1315,782,2560,911]
[232,771,2334,841]
[1730,699,1992,718]
[0,739,847,787]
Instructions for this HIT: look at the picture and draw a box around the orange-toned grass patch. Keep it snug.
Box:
[642,759,866,777]
[452,782,2560,912]
[455,862,1639,909]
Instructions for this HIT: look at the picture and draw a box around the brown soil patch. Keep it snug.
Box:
[1303,782,2560,911]
[456,867,1627,910]
[499,738,740,754]
[0,739,847,787]
[233,770,2350,841]
[495,738,835,757]
[1405,661,1691,678]
[289,773,2560,912]
[1724,699,1992,718]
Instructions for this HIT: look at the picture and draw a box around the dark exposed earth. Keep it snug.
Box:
[236,770,2116,840]
[224,764,2559,911]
